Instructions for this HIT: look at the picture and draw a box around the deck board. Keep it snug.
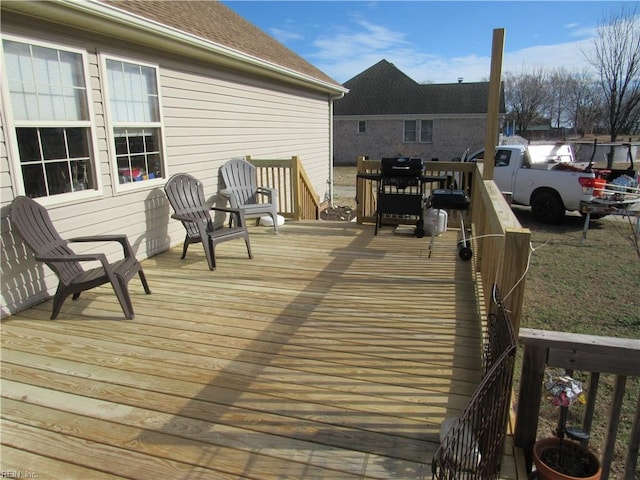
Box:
[1,221,518,479]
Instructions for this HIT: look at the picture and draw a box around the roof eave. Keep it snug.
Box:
[2,0,347,95]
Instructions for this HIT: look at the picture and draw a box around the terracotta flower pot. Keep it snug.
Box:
[533,437,601,480]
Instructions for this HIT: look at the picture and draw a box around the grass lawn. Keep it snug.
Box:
[332,166,640,478]
[515,207,639,479]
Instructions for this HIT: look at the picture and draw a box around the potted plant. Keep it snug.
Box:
[533,374,602,480]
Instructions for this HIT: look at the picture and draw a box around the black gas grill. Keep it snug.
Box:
[373,157,445,237]
[380,157,424,188]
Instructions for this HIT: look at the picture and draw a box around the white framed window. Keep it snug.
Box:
[404,120,417,142]
[2,37,99,200]
[420,120,433,143]
[404,119,433,143]
[102,55,166,188]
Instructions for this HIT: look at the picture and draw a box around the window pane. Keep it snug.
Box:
[22,164,47,198]
[420,120,433,143]
[147,153,161,179]
[495,150,511,167]
[144,133,157,151]
[59,50,85,87]
[70,159,91,191]
[404,120,417,142]
[40,128,66,160]
[114,135,129,155]
[46,161,72,195]
[16,128,40,162]
[128,135,144,154]
[66,128,90,158]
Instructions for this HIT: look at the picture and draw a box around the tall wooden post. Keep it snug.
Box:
[483,28,505,181]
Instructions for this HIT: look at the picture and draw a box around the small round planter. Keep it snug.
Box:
[533,437,601,480]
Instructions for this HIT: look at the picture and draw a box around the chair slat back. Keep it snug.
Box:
[220,159,258,205]
[9,196,83,283]
[164,174,213,238]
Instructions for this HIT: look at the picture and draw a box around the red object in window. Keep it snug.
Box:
[119,167,143,180]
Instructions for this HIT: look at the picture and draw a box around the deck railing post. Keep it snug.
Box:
[356,156,366,224]
[291,156,301,221]
[626,391,640,479]
[514,343,547,471]
[499,227,530,333]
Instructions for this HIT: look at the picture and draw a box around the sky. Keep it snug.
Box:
[222,1,638,84]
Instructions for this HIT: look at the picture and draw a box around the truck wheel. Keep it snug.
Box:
[531,191,565,224]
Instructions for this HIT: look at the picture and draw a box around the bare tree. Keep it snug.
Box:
[583,6,640,148]
[547,68,573,130]
[504,68,548,135]
[566,70,603,137]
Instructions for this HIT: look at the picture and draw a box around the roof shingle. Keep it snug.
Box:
[101,0,341,88]
[334,59,504,115]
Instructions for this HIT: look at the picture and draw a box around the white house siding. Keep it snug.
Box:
[159,64,332,202]
[1,13,333,318]
[333,115,487,165]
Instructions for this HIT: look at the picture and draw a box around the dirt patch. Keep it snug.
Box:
[321,167,358,221]
[320,205,356,221]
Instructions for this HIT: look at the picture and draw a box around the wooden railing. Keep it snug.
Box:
[515,329,640,480]
[246,155,321,221]
[355,158,530,329]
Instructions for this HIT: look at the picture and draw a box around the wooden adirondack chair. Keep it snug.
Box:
[164,173,253,271]
[220,158,279,232]
[9,196,151,320]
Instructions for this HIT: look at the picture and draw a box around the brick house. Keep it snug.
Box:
[333,59,505,165]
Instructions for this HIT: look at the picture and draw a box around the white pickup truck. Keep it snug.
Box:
[464,144,613,223]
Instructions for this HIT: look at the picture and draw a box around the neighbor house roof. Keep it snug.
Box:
[334,59,504,115]
[2,0,346,94]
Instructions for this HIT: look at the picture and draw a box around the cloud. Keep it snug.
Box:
[312,19,411,60]
[269,28,304,43]
[307,17,598,84]
[502,40,597,75]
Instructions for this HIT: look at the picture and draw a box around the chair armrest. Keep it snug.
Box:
[36,252,110,266]
[170,212,208,225]
[211,206,246,227]
[210,206,243,214]
[219,188,241,208]
[256,186,277,200]
[69,235,128,243]
[68,235,136,259]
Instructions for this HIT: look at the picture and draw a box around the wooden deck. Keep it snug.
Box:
[1,221,520,479]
